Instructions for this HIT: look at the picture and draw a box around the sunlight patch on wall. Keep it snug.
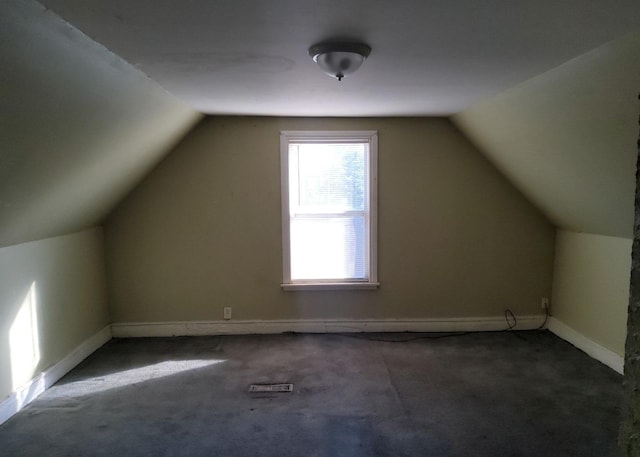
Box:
[47,359,225,398]
[9,282,40,390]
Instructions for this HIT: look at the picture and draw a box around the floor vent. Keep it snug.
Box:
[248,383,293,393]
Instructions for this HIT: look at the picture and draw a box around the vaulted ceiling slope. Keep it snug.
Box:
[0,0,202,248]
[453,29,640,239]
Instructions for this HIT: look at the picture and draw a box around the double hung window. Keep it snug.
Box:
[280,131,378,290]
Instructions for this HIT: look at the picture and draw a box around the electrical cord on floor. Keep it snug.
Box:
[536,305,550,330]
[336,331,472,343]
[504,309,517,330]
[330,307,546,343]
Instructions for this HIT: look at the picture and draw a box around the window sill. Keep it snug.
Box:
[281,282,380,291]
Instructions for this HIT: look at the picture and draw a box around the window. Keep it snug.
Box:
[280,130,378,290]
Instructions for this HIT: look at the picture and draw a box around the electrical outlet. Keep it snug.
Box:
[541,298,549,309]
[223,307,232,320]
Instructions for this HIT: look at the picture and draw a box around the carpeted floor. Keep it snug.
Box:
[0,331,623,456]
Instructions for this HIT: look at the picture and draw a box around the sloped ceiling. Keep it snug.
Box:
[453,30,640,239]
[0,0,202,248]
[2,0,638,248]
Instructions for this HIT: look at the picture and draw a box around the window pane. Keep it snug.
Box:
[290,216,367,280]
[291,143,366,212]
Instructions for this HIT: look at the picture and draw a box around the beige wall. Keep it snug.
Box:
[0,228,109,401]
[105,117,555,323]
[552,230,631,356]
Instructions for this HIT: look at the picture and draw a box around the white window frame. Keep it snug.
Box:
[280,130,379,290]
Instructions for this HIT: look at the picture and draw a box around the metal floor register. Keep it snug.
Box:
[248,383,294,393]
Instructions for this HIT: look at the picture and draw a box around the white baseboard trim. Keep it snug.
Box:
[547,317,624,374]
[0,325,112,426]
[111,315,546,338]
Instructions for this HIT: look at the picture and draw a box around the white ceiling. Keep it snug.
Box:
[39,0,640,116]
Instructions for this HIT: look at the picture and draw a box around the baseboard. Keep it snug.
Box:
[111,315,546,338]
[0,325,112,426]
[547,317,624,374]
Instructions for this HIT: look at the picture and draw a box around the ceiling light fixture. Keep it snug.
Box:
[308,42,371,81]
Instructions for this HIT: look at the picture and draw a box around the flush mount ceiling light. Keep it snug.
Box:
[308,42,371,81]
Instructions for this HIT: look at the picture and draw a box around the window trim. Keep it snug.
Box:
[280,130,379,290]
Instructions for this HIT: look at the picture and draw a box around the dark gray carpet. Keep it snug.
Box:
[0,331,622,456]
